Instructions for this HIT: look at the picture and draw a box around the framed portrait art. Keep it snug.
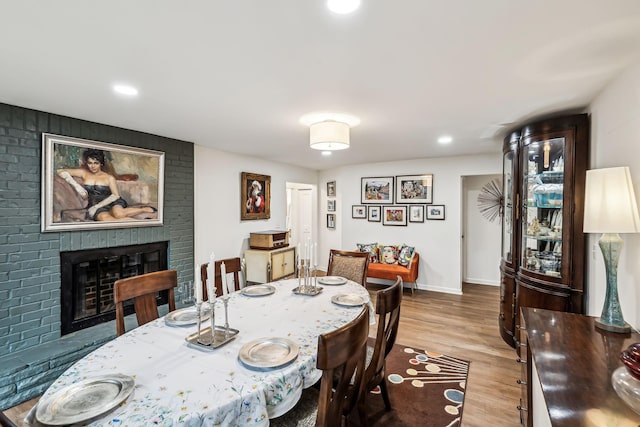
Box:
[367,206,381,222]
[41,133,164,232]
[395,174,433,204]
[361,176,394,204]
[327,214,336,229]
[327,181,336,197]
[382,206,407,226]
[427,205,446,220]
[409,205,424,223]
[352,205,366,219]
[241,172,271,220]
[328,199,336,212]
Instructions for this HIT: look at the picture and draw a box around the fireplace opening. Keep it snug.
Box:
[60,241,169,335]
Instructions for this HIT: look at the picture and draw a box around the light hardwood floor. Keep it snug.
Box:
[4,282,521,426]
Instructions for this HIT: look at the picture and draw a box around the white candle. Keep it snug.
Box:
[221,261,227,296]
[195,265,203,303]
[207,252,216,301]
[313,242,318,267]
[307,238,311,261]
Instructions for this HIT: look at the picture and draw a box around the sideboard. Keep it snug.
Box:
[519,307,640,426]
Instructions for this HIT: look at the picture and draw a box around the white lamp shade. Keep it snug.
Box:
[584,166,640,233]
[309,121,350,150]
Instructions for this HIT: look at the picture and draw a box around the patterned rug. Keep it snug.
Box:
[361,339,470,426]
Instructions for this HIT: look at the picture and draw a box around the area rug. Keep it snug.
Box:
[361,339,470,427]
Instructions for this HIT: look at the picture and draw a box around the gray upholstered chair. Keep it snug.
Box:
[326,250,370,287]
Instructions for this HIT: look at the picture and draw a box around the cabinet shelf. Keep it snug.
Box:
[525,235,561,242]
[525,203,562,209]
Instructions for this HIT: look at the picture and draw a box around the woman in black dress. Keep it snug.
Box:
[57,149,156,221]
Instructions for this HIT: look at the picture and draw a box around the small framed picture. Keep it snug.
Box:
[409,205,424,223]
[427,205,445,220]
[352,205,366,219]
[382,205,407,226]
[327,181,336,197]
[361,176,394,204]
[368,206,381,222]
[327,213,336,229]
[327,199,336,212]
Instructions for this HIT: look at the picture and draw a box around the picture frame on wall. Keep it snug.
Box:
[409,205,424,223]
[41,133,164,232]
[352,205,366,219]
[395,174,433,204]
[327,199,336,212]
[427,205,446,220]
[382,205,407,226]
[327,181,336,197]
[361,176,394,204]
[367,206,381,222]
[327,213,336,229]
[241,172,271,220]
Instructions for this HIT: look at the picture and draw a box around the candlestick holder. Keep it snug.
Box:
[186,298,239,351]
[195,301,204,344]
[222,296,230,339]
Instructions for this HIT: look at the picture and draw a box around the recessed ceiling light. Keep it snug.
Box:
[327,0,361,14]
[113,84,138,96]
[438,135,453,144]
[322,151,332,156]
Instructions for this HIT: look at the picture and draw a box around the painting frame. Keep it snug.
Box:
[395,174,433,204]
[361,176,394,204]
[409,205,425,223]
[327,181,336,197]
[328,199,336,212]
[427,205,446,220]
[241,172,271,220]
[41,133,165,232]
[352,205,366,219]
[367,206,381,222]
[382,205,408,226]
[327,213,336,229]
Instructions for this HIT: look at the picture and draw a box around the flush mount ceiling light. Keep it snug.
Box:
[438,135,453,144]
[112,84,139,96]
[327,0,361,14]
[300,113,360,151]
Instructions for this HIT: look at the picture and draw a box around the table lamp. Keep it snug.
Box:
[584,166,640,333]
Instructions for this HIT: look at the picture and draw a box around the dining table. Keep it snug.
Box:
[30,277,373,427]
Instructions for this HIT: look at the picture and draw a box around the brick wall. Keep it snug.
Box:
[0,102,195,409]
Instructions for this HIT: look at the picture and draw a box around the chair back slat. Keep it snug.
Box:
[114,270,177,336]
[200,257,243,299]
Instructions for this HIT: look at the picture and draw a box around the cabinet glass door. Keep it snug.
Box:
[502,150,514,263]
[520,136,565,277]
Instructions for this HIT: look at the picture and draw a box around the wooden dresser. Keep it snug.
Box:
[519,307,640,426]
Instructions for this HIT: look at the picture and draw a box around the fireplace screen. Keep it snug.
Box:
[60,241,168,335]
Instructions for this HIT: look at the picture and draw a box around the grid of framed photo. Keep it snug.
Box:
[359,174,445,224]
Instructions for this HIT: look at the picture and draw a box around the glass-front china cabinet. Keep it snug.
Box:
[499,114,589,349]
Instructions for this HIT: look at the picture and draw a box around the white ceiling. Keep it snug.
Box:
[2,1,640,170]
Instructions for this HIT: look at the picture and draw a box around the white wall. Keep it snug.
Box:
[463,174,502,286]
[318,154,501,295]
[587,58,640,330]
[194,145,317,269]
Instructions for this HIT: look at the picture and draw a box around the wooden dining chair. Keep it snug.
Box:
[358,276,403,423]
[271,305,370,427]
[327,250,370,287]
[0,411,17,427]
[199,257,243,299]
[114,269,177,336]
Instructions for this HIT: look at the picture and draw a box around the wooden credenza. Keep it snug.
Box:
[519,307,640,426]
[244,247,296,284]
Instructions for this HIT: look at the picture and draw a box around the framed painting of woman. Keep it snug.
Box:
[41,133,165,232]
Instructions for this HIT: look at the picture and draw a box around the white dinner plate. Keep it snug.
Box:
[317,276,347,285]
[238,337,299,370]
[36,374,135,425]
[331,293,367,307]
[165,306,211,326]
[240,284,276,297]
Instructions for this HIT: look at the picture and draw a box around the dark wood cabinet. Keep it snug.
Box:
[499,114,589,348]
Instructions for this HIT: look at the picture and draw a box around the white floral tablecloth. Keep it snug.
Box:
[35,279,372,427]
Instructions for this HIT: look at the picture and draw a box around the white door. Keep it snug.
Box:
[286,183,314,250]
